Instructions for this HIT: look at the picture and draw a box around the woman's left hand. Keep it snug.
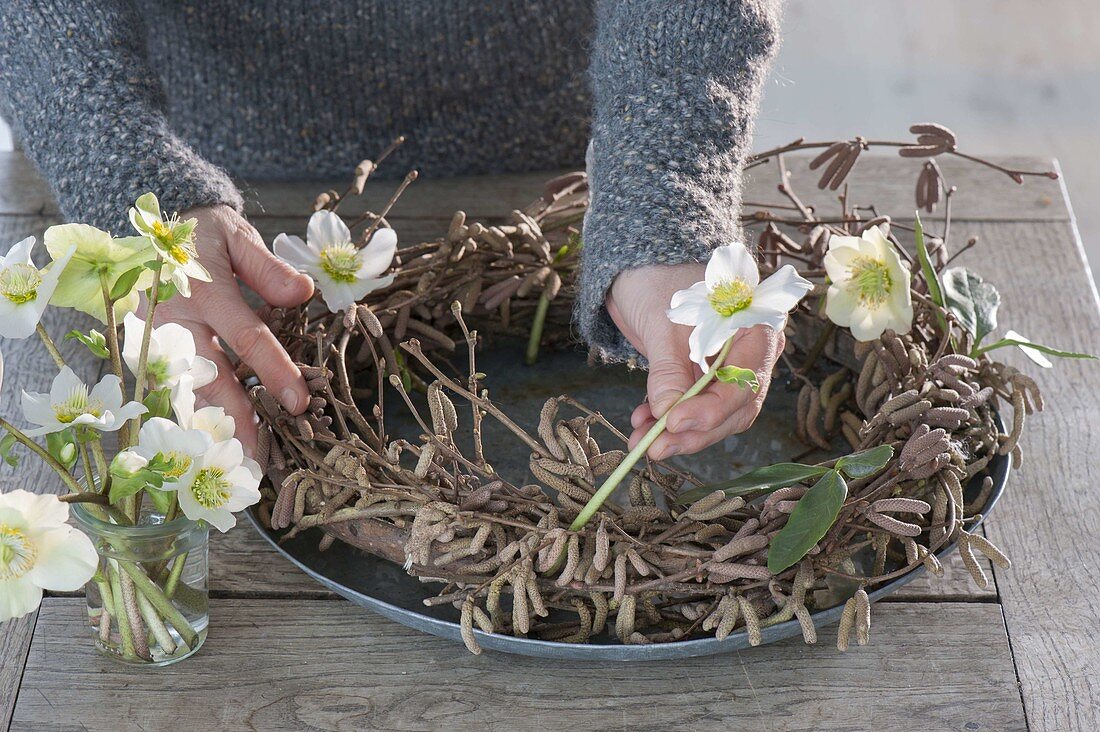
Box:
[606,263,786,460]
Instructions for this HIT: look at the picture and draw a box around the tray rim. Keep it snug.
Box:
[247,444,1009,661]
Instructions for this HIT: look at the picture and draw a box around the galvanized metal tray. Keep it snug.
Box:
[249,341,1009,660]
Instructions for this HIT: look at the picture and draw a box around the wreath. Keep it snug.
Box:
[247,125,1089,653]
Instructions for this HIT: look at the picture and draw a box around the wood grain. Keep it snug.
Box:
[0,615,35,732]
[12,597,1027,732]
[950,219,1100,732]
[0,151,1066,223]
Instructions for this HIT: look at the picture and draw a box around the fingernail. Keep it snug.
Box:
[281,387,304,413]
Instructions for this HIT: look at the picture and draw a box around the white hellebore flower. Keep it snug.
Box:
[823,225,914,341]
[667,244,813,369]
[274,210,397,313]
[21,367,147,437]
[129,192,211,297]
[0,490,98,622]
[162,438,261,532]
[122,312,217,390]
[171,375,235,442]
[0,237,76,339]
[132,417,213,486]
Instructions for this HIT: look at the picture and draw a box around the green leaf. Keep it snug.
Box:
[942,268,1000,346]
[45,430,78,470]
[679,463,829,503]
[715,365,760,392]
[64,329,110,359]
[914,214,944,307]
[767,469,848,574]
[145,487,174,515]
[143,387,173,419]
[156,278,178,303]
[108,468,165,505]
[0,433,19,468]
[109,265,146,302]
[834,445,894,479]
[975,332,1096,368]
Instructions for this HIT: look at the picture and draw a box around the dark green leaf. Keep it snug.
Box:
[942,268,1000,346]
[109,266,146,302]
[64,329,109,359]
[767,469,848,574]
[108,468,164,505]
[715,365,760,392]
[0,433,19,468]
[156,278,177,303]
[679,463,828,503]
[45,430,78,470]
[914,214,944,308]
[834,445,894,479]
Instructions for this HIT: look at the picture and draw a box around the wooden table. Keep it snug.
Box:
[1,152,1097,731]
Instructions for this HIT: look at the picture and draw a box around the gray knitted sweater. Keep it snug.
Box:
[0,0,779,361]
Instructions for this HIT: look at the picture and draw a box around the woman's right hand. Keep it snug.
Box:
[155,205,315,454]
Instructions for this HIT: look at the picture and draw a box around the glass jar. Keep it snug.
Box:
[70,503,210,666]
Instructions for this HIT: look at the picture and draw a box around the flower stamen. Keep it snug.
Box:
[0,263,43,304]
[158,451,194,480]
[847,255,893,308]
[708,278,754,317]
[319,243,362,284]
[0,525,36,581]
[191,467,232,509]
[151,217,195,265]
[52,384,103,423]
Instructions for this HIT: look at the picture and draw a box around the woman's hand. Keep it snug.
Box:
[155,205,315,453]
[607,263,785,460]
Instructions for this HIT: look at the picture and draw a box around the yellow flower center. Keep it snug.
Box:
[318,243,361,284]
[151,218,194,265]
[708,278,755,317]
[0,524,36,580]
[848,255,893,308]
[191,467,232,509]
[0,263,43,305]
[158,451,194,480]
[52,384,103,424]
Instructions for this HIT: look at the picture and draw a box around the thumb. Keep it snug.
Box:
[225,214,315,307]
[646,339,696,419]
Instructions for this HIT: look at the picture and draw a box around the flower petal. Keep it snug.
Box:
[307,210,351,249]
[0,489,68,528]
[3,236,36,266]
[88,374,125,412]
[273,234,315,270]
[0,579,43,622]
[705,244,759,288]
[667,282,711,325]
[824,285,859,327]
[823,243,861,283]
[188,355,218,389]
[358,228,398,277]
[751,265,812,313]
[27,526,97,592]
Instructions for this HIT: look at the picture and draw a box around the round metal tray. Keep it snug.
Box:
[249,343,1010,660]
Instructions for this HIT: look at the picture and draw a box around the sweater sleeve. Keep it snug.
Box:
[0,0,242,234]
[576,0,781,362]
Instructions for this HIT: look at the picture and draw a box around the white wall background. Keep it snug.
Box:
[1,1,1096,262]
[755,0,1100,264]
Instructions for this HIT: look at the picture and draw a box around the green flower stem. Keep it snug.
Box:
[107,563,137,659]
[94,576,116,643]
[132,258,163,407]
[35,323,65,369]
[569,338,736,532]
[135,590,176,655]
[163,551,188,599]
[77,441,97,495]
[525,293,551,365]
[118,560,199,649]
[0,417,82,494]
[88,440,110,493]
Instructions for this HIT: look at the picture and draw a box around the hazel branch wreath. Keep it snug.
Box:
[247,125,1086,653]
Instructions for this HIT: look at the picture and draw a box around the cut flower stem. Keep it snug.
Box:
[569,338,735,531]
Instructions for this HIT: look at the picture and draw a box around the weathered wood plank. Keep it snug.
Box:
[948,218,1100,732]
[12,597,1026,732]
[0,614,35,732]
[0,151,1066,222]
